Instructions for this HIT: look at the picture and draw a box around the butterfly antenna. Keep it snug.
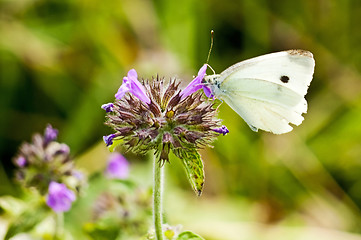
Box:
[207,64,216,75]
[206,30,214,64]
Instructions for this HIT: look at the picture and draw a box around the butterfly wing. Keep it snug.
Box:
[216,50,315,134]
[221,86,306,134]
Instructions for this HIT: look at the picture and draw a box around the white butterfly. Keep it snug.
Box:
[203,50,315,134]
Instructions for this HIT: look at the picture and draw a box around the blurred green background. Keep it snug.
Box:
[1,0,361,239]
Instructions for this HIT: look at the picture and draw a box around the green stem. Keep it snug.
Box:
[153,157,164,240]
[55,212,64,239]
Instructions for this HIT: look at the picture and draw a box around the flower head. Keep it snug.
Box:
[92,189,152,236]
[46,181,76,212]
[115,69,151,104]
[12,124,85,195]
[105,153,129,179]
[104,73,226,164]
[180,64,214,99]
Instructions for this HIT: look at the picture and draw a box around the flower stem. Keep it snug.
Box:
[153,157,164,240]
[54,212,64,239]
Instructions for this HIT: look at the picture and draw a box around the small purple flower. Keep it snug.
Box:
[103,134,116,147]
[44,124,58,144]
[212,125,229,135]
[101,103,114,113]
[105,153,129,179]
[57,144,70,154]
[14,156,27,167]
[115,69,151,104]
[46,181,76,212]
[180,64,214,99]
[72,170,84,181]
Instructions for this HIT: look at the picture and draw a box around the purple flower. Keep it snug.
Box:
[14,156,26,167]
[46,181,76,212]
[57,144,70,154]
[180,64,214,99]
[105,153,129,179]
[212,125,229,135]
[72,170,84,181]
[101,103,114,112]
[104,76,226,169]
[44,124,58,144]
[115,69,151,104]
[103,134,116,147]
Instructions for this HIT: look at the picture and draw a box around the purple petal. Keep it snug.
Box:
[46,181,76,212]
[115,77,130,100]
[202,85,214,98]
[105,153,129,179]
[212,125,229,135]
[57,144,70,154]
[103,134,116,147]
[127,69,151,104]
[197,64,208,77]
[181,64,208,100]
[127,69,138,79]
[180,76,202,100]
[115,69,150,104]
[44,124,58,144]
[72,170,84,181]
[15,156,27,167]
[101,103,114,112]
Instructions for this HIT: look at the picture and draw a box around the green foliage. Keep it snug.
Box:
[4,200,50,239]
[177,150,205,196]
[144,225,204,240]
[0,196,25,216]
[83,220,121,240]
[108,138,124,152]
[177,231,205,240]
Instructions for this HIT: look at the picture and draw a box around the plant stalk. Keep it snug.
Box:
[55,212,64,239]
[153,158,164,240]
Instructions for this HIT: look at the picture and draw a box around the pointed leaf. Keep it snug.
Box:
[0,196,26,216]
[211,98,223,109]
[5,202,50,239]
[108,138,123,152]
[177,149,205,196]
[83,221,119,240]
[177,231,205,240]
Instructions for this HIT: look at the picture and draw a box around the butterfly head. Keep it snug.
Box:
[202,74,220,86]
[202,74,222,96]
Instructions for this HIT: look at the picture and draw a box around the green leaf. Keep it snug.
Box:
[4,202,50,240]
[178,149,205,196]
[211,98,223,109]
[0,196,26,216]
[83,221,120,240]
[108,138,123,152]
[177,231,205,240]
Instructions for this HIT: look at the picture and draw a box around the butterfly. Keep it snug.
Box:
[202,50,315,134]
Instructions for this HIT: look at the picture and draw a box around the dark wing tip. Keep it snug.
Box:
[287,49,313,58]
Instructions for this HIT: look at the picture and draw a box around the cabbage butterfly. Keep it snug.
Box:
[203,50,315,134]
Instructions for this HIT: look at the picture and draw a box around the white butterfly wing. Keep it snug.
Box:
[221,89,305,134]
[215,50,315,134]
